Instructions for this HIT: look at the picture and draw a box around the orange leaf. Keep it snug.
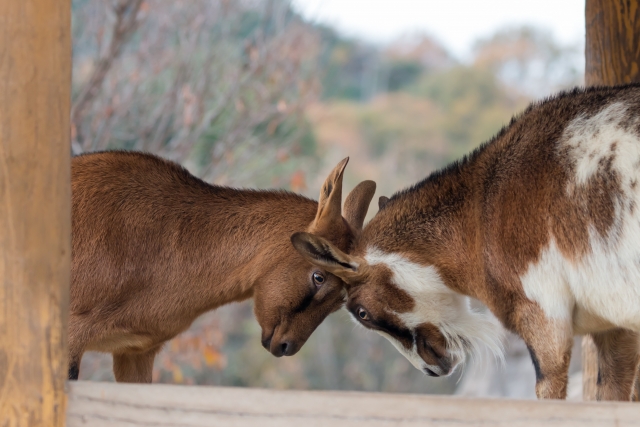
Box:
[290,170,306,192]
[203,346,221,367]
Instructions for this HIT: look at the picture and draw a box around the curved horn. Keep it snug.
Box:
[314,157,348,226]
[344,180,376,232]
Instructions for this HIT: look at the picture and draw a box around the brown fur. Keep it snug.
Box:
[415,323,450,375]
[592,328,640,401]
[69,151,375,382]
[293,84,640,400]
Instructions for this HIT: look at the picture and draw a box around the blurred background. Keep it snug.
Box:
[74,0,586,399]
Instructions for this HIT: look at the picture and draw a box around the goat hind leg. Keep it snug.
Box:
[113,346,160,383]
[67,317,86,381]
[68,357,81,380]
[592,328,640,401]
[67,338,82,380]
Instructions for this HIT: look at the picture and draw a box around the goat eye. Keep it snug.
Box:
[357,307,369,321]
[312,272,325,286]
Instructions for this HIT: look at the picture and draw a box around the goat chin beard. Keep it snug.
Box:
[440,308,506,372]
[377,311,505,378]
[346,301,505,376]
[395,301,506,375]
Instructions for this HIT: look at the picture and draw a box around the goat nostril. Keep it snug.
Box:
[280,341,290,355]
[424,367,439,377]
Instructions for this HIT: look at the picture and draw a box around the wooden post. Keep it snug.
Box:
[583,0,640,401]
[586,0,640,85]
[0,0,71,426]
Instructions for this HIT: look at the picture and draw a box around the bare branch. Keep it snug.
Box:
[72,0,144,152]
[72,0,321,185]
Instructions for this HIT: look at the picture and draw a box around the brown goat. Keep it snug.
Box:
[292,84,640,400]
[69,151,375,383]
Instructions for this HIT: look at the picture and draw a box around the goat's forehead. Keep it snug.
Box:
[363,247,448,298]
[343,250,417,314]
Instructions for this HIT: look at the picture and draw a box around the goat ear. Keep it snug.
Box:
[344,180,376,232]
[314,157,348,226]
[378,196,389,210]
[291,232,362,279]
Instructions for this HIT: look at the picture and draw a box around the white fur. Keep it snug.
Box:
[364,249,504,375]
[521,232,640,334]
[564,102,640,186]
[521,102,640,335]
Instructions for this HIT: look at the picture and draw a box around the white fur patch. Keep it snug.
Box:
[521,231,640,334]
[564,102,640,186]
[520,239,575,322]
[364,248,504,374]
[521,102,640,334]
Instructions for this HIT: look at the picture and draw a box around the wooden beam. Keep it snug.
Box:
[0,0,71,426]
[583,0,640,401]
[67,381,640,427]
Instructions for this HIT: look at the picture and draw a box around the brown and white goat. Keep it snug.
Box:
[70,151,375,383]
[292,84,640,400]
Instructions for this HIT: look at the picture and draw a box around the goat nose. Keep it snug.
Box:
[438,356,452,375]
[280,341,290,356]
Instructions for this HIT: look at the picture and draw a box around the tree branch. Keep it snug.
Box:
[71,0,143,152]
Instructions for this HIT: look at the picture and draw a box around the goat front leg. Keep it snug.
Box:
[113,346,160,383]
[514,303,573,399]
[591,328,640,401]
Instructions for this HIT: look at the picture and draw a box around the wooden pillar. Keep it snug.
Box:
[0,0,71,426]
[583,0,640,401]
[586,0,640,85]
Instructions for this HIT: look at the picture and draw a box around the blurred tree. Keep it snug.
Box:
[385,61,424,92]
[409,66,527,155]
[384,33,454,70]
[71,0,322,187]
[315,25,379,101]
[473,26,583,96]
[318,32,452,100]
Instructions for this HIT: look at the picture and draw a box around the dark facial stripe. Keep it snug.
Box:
[302,240,355,270]
[372,317,414,350]
[293,290,315,314]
